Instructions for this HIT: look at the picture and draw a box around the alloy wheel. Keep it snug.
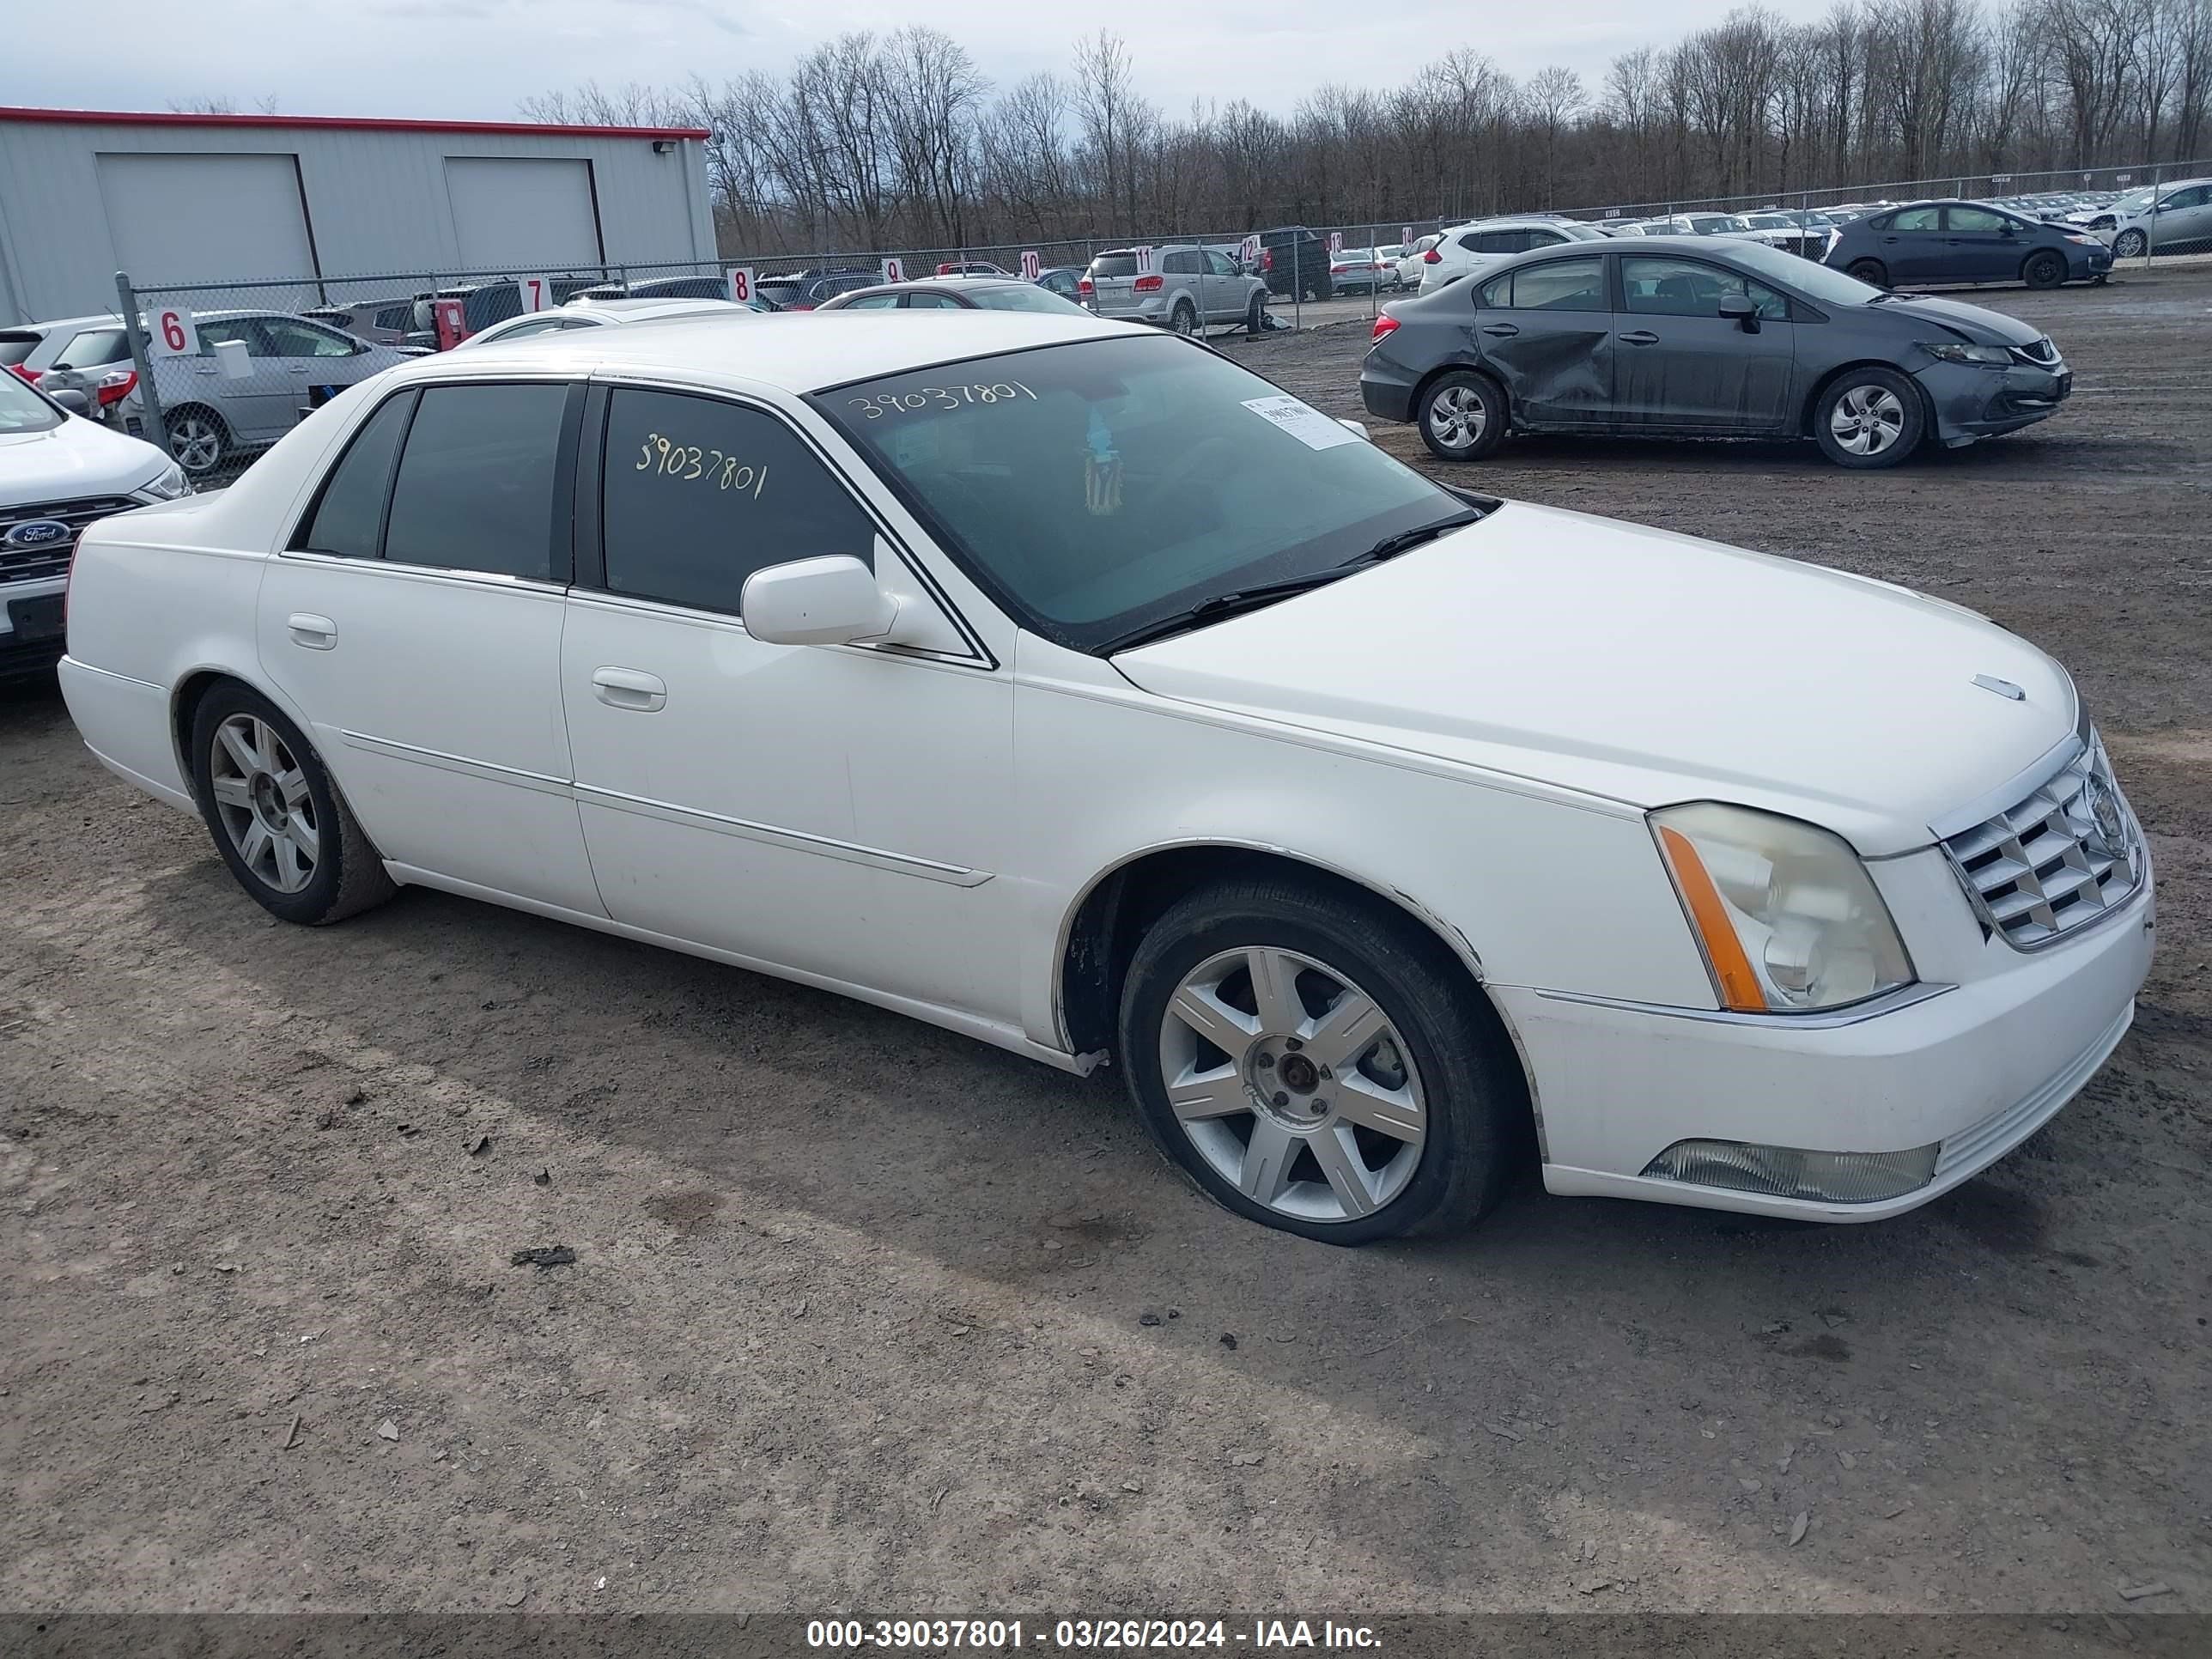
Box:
[172,416,223,474]
[208,714,319,894]
[1428,385,1488,450]
[1157,945,1426,1224]
[2114,229,2146,259]
[1829,384,1905,456]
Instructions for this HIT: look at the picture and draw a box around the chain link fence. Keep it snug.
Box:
[88,156,2208,489]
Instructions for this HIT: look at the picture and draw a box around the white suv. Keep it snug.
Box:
[1416,217,1609,294]
[1,369,187,678]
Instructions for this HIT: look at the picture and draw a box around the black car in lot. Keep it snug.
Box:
[1360,236,2073,470]
[1824,200,2112,290]
[1252,228,1335,302]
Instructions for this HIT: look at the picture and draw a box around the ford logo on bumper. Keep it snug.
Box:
[3,520,70,549]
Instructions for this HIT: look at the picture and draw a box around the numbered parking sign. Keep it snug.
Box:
[1019,249,1041,281]
[1401,225,1413,245]
[727,266,755,305]
[1328,231,1344,254]
[1239,234,1261,266]
[881,256,905,283]
[1134,246,1155,276]
[519,276,555,313]
[149,306,200,359]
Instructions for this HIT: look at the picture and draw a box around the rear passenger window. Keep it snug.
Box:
[1510,257,1607,311]
[295,391,415,559]
[600,388,875,616]
[383,383,570,580]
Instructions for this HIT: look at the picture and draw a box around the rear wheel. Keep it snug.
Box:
[1244,291,1266,336]
[1845,258,1888,288]
[190,683,396,926]
[167,405,230,477]
[1118,878,1519,1243]
[1813,367,1925,469]
[2112,228,2147,259]
[1417,370,1506,462]
[2021,249,2067,289]
[1170,300,1198,336]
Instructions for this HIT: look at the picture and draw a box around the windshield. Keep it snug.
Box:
[1722,237,1887,305]
[2112,188,2155,214]
[0,368,64,433]
[969,284,1088,315]
[1554,222,1606,240]
[817,334,1466,653]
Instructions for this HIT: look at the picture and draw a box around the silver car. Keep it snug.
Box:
[129,310,413,477]
[1082,246,1270,334]
[2072,178,2212,258]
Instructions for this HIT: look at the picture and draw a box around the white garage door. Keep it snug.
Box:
[97,153,318,283]
[445,157,604,271]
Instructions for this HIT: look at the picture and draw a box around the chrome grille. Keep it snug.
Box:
[1942,732,2143,950]
[0,495,135,583]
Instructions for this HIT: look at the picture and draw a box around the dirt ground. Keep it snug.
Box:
[3,269,2209,1621]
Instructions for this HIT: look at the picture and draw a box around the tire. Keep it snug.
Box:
[1812,366,1927,469]
[1118,877,1519,1244]
[167,405,231,477]
[2021,250,2067,289]
[189,682,397,927]
[1416,369,1506,463]
[2112,228,2147,259]
[1244,291,1266,336]
[1170,300,1197,337]
[1845,258,1888,288]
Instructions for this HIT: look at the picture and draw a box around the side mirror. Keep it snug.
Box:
[1717,295,1759,331]
[50,388,91,415]
[740,555,896,647]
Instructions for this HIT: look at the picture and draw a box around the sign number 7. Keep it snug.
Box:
[520,276,551,313]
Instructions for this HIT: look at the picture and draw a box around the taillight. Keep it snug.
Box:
[97,369,137,408]
[1422,248,1442,263]
[1133,275,1163,292]
[1261,249,1274,270]
[1331,264,1347,274]
[1078,277,1093,295]
[9,364,40,384]
[1370,314,1399,343]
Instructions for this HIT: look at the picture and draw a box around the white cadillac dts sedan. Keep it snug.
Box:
[59,311,2154,1243]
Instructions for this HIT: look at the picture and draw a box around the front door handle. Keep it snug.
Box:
[1480,323,1519,337]
[1617,331,1660,346]
[287,611,337,649]
[591,665,667,713]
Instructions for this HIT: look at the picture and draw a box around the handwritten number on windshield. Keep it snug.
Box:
[848,381,1038,420]
[634,434,769,497]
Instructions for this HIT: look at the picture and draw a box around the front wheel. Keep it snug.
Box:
[1813,368,1925,469]
[1244,292,1266,336]
[190,683,397,926]
[1417,370,1506,462]
[2021,249,2067,289]
[2112,228,2147,259]
[1118,879,1519,1243]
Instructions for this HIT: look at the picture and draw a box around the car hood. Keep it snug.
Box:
[1854,292,2045,348]
[1110,502,2075,856]
[0,415,171,509]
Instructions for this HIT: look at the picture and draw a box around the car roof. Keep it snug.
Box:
[561,296,740,319]
[390,308,1124,395]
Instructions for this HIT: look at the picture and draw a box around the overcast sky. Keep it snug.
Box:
[20,0,1839,125]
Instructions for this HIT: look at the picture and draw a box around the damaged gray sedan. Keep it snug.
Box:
[1360,236,2071,470]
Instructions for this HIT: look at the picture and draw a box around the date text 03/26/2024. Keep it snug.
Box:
[805,1620,1383,1650]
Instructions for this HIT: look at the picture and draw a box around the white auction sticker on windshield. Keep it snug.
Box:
[1242,394,1359,451]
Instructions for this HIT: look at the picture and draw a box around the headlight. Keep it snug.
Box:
[1919,342,2014,367]
[1650,803,1915,1013]
[2063,233,2097,246]
[136,462,192,501]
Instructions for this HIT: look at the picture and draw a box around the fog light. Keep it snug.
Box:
[1641,1139,1940,1203]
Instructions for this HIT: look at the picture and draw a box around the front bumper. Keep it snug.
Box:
[1918,358,2074,442]
[0,575,68,676]
[1494,854,2154,1221]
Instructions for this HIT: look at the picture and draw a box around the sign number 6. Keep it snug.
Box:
[150,307,200,358]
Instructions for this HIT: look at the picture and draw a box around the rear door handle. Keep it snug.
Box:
[287,612,337,649]
[591,665,667,712]
[1617,331,1660,346]
[1480,323,1519,337]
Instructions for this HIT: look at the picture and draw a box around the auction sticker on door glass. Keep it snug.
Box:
[1241,394,1359,450]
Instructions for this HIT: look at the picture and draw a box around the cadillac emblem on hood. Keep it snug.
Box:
[1971,673,2026,701]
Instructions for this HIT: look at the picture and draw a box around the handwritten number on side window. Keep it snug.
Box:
[632,433,769,497]
[848,381,1038,420]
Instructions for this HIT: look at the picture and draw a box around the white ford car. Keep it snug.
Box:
[3,368,188,678]
[58,313,2153,1242]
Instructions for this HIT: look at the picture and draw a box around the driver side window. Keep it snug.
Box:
[1888,206,1942,231]
[1623,257,1788,320]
